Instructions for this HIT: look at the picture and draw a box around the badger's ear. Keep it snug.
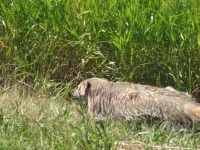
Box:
[86,81,91,90]
[79,81,91,96]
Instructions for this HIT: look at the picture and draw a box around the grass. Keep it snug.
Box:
[0,86,199,149]
[0,0,200,149]
[0,0,199,94]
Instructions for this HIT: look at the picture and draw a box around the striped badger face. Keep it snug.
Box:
[70,78,108,102]
[70,80,91,102]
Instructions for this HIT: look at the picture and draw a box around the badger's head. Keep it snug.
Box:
[70,80,91,102]
[71,78,108,102]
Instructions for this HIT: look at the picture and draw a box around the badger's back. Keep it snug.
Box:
[87,80,200,129]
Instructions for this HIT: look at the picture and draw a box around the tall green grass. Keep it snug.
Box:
[0,0,200,96]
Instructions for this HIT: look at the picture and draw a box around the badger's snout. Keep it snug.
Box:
[70,87,81,100]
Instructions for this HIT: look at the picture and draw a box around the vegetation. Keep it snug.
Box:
[0,0,200,149]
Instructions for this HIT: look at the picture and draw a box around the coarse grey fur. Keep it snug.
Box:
[71,78,200,129]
